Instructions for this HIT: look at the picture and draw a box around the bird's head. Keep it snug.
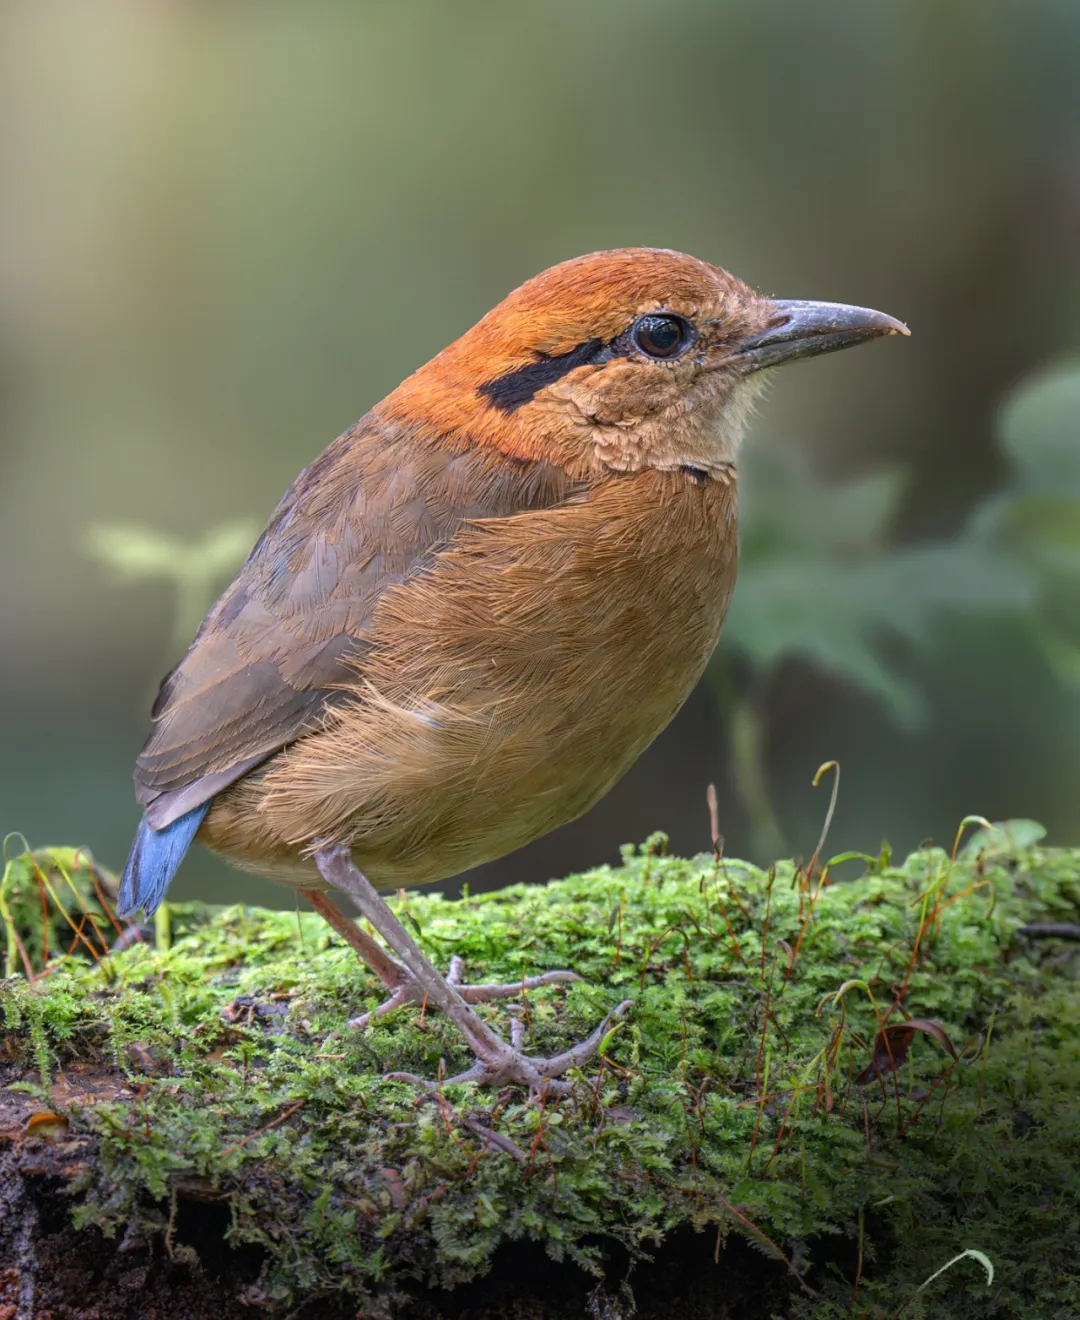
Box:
[386,247,907,479]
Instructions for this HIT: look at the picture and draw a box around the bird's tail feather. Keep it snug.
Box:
[117,804,209,918]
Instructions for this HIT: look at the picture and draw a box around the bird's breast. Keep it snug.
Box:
[245,468,738,886]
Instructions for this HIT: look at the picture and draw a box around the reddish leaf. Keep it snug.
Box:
[378,1166,408,1209]
[855,1018,958,1085]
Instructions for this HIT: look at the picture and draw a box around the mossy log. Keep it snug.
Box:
[0,828,1077,1318]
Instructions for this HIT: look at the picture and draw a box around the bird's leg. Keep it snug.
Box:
[303,885,581,1030]
[312,845,632,1094]
[303,889,407,990]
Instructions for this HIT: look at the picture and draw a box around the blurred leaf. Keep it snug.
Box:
[724,558,926,723]
[737,443,904,559]
[720,444,1036,726]
[998,362,1080,497]
[983,365,1080,575]
[985,496,1080,577]
[84,520,258,584]
[84,518,258,645]
[985,363,1080,685]
[84,524,191,581]
[960,818,1047,860]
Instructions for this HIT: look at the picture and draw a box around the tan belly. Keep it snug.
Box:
[203,470,738,889]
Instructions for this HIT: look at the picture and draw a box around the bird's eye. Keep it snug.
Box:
[630,313,692,360]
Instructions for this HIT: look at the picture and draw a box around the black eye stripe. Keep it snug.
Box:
[478,312,697,414]
[478,338,605,412]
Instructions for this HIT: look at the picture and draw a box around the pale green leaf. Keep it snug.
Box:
[960,818,1047,859]
[998,361,1080,496]
[721,444,1036,725]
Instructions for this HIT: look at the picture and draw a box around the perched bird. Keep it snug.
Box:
[118,247,906,1091]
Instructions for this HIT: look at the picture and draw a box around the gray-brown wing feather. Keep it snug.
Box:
[136,415,577,828]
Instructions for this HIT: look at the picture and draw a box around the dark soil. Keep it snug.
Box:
[0,1140,799,1319]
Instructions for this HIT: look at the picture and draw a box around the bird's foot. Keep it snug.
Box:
[386,995,634,1097]
[307,853,631,1096]
[348,954,581,1029]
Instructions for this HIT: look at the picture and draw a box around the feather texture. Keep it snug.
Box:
[136,414,580,828]
[201,466,738,889]
[123,248,797,904]
[117,804,209,917]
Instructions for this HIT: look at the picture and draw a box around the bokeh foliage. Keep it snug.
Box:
[712,362,1080,858]
[5,1,1080,898]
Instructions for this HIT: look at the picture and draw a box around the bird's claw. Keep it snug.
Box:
[348,954,581,1030]
[317,853,629,1095]
[385,997,634,1097]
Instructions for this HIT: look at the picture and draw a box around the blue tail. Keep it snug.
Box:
[117,804,209,918]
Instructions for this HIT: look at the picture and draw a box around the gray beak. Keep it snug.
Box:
[737,299,909,372]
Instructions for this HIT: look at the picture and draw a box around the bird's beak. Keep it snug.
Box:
[736,299,909,373]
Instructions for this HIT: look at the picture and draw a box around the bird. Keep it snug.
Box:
[117,247,907,1092]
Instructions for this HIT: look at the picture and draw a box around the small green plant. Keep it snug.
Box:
[84,518,259,651]
[713,441,1034,857]
[0,840,119,978]
[976,360,1080,683]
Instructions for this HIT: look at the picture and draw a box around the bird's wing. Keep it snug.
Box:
[136,415,578,828]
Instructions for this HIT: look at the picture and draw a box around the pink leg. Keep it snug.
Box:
[312,846,632,1094]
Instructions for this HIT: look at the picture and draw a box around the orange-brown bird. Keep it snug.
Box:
[118,248,906,1091]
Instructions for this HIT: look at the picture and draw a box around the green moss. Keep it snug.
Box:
[0,845,118,978]
[1,828,1077,1316]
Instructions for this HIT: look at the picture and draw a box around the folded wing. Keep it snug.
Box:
[136,414,578,828]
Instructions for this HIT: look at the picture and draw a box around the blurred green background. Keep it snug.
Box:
[4,0,1080,906]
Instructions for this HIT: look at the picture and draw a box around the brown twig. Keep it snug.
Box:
[1019,922,1080,941]
[713,1192,817,1297]
[706,782,721,861]
[219,1100,306,1158]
